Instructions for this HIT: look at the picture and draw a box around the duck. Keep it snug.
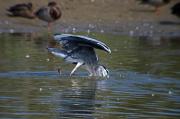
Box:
[35,1,62,30]
[137,0,171,15]
[7,2,35,19]
[171,2,180,18]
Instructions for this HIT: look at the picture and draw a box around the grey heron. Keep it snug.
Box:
[47,34,111,77]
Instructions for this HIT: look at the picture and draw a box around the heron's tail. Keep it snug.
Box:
[47,48,68,58]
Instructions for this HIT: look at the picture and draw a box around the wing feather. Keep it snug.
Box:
[54,34,111,53]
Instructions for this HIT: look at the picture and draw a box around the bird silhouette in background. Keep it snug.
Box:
[35,1,62,30]
[47,34,111,78]
[7,2,35,19]
[171,2,180,18]
[137,0,171,15]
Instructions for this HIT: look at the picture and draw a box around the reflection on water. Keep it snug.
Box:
[55,79,96,119]
[0,33,180,118]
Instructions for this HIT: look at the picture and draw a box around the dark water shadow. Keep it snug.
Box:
[130,8,155,13]
[159,21,180,26]
[137,36,180,46]
[0,69,178,82]
[0,71,91,80]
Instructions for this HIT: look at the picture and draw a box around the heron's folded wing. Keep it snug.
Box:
[54,34,111,53]
[47,48,82,64]
[47,48,68,58]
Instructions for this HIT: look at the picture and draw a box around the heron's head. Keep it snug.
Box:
[95,65,109,78]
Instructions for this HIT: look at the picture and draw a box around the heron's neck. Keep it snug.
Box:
[85,65,109,77]
[84,65,96,76]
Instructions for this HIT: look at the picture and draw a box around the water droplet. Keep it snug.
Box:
[168,90,172,95]
[113,49,118,52]
[116,98,120,101]
[64,28,69,33]
[87,29,90,34]
[135,26,139,30]
[143,23,149,27]
[72,27,76,33]
[150,25,154,29]
[147,78,151,81]
[46,58,50,62]
[88,24,95,28]
[25,54,30,58]
[100,29,104,33]
[129,30,134,36]
[9,29,14,33]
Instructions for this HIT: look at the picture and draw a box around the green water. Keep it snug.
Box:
[0,33,180,119]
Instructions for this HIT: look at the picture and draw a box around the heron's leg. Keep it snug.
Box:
[48,22,52,32]
[70,62,83,76]
[58,68,61,75]
[155,7,160,15]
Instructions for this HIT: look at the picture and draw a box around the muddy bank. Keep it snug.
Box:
[0,0,179,36]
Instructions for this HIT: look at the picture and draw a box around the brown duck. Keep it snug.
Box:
[171,2,180,18]
[7,2,35,19]
[137,0,171,15]
[35,1,62,29]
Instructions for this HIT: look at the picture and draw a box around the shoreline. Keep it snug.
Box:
[0,0,179,36]
[1,20,179,37]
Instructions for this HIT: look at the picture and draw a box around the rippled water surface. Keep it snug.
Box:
[0,33,180,119]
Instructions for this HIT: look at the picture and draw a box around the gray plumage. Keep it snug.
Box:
[47,34,111,77]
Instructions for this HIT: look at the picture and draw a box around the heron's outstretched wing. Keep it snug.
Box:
[53,34,111,53]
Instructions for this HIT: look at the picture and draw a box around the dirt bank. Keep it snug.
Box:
[0,0,179,36]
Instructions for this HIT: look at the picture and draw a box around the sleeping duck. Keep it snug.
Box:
[171,2,180,18]
[7,2,35,19]
[35,1,62,30]
[137,0,171,15]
